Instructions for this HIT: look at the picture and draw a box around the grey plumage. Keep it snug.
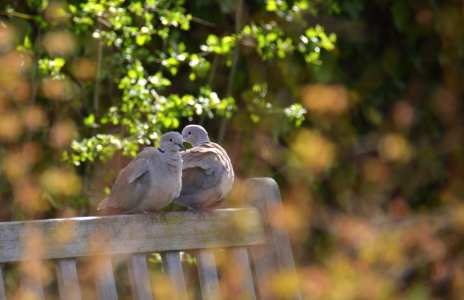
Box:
[97,132,186,216]
[173,125,234,211]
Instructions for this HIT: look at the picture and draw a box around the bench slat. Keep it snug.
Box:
[127,254,153,300]
[231,247,256,300]
[0,265,6,300]
[0,209,265,263]
[249,244,277,299]
[195,249,221,300]
[161,251,188,300]
[55,258,81,300]
[95,256,118,300]
[20,269,45,300]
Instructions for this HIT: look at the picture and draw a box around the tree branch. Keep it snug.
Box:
[218,0,243,143]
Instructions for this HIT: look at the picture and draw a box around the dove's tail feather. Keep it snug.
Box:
[98,207,125,216]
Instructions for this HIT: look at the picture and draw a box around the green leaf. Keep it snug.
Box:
[266,32,278,42]
[135,35,149,46]
[128,69,138,79]
[83,114,95,126]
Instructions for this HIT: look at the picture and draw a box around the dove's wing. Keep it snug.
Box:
[180,144,225,195]
[106,158,150,210]
[101,147,161,211]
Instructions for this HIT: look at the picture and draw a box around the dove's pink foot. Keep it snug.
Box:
[143,210,168,221]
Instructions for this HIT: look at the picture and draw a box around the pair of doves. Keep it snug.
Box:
[97,125,234,217]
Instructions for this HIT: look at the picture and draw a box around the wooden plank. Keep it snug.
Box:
[19,269,45,300]
[0,265,6,300]
[195,249,221,300]
[55,258,81,300]
[161,251,188,300]
[249,244,277,300]
[94,256,118,300]
[0,208,266,263]
[127,254,152,300]
[230,247,256,300]
[242,178,302,300]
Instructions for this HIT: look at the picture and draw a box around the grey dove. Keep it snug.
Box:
[173,125,234,212]
[97,131,186,217]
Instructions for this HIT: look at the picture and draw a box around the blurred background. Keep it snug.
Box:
[0,0,464,299]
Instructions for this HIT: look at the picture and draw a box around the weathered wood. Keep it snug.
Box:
[94,256,118,300]
[0,209,265,263]
[231,247,256,300]
[249,243,277,300]
[127,254,153,300]
[242,178,301,300]
[161,251,188,300]
[0,265,6,300]
[55,258,81,300]
[195,249,221,300]
[19,269,45,300]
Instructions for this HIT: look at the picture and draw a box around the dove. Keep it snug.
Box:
[173,125,234,213]
[97,131,186,217]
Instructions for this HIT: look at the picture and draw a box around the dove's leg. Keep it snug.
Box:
[143,210,168,221]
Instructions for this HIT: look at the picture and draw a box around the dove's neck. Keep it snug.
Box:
[192,136,210,147]
[162,150,182,166]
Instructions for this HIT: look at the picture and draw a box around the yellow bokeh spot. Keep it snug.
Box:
[362,157,390,182]
[49,120,77,149]
[42,30,77,57]
[1,151,28,182]
[269,270,301,299]
[24,105,47,130]
[0,111,23,142]
[72,57,96,81]
[15,180,48,213]
[41,77,73,101]
[41,167,81,196]
[301,83,349,115]
[378,133,411,163]
[291,129,336,174]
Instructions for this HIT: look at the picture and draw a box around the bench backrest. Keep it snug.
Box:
[0,178,301,300]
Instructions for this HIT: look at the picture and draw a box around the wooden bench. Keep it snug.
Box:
[0,178,301,299]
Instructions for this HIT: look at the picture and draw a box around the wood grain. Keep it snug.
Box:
[231,247,256,300]
[0,265,6,300]
[55,258,81,300]
[20,269,45,300]
[0,208,265,263]
[94,256,118,300]
[195,249,221,300]
[127,254,153,300]
[161,251,188,300]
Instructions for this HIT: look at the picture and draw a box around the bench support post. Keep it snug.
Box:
[242,178,302,300]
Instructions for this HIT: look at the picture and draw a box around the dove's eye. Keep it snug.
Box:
[169,139,172,142]
[188,132,192,135]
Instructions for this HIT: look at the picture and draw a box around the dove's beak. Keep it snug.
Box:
[177,143,186,151]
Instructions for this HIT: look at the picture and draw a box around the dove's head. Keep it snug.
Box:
[182,125,210,147]
[159,132,186,152]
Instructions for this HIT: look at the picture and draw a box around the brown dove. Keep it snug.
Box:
[173,125,234,212]
[97,132,186,217]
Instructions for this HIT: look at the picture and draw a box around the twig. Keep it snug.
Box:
[148,8,216,27]
[200,53,220,126]
[85,25,104,214]
[93,34,103,117]
[218,0,243,143]
[14,26,42,221]
[191,17,216,27]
